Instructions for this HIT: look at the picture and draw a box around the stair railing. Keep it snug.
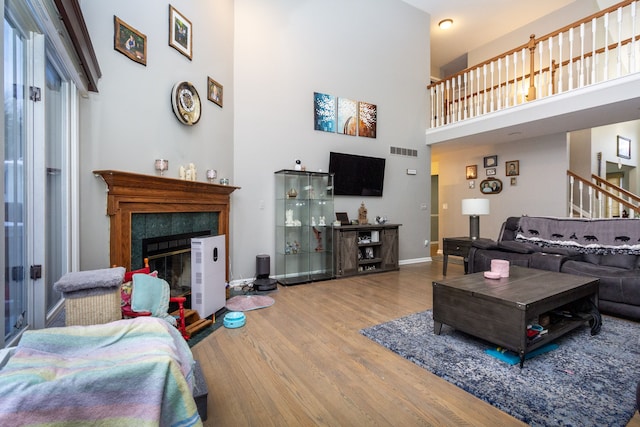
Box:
[567,170,639,218]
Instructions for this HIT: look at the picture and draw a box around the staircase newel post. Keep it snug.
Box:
[527,34,537,101]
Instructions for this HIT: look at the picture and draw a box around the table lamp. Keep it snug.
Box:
[461,198,490,240]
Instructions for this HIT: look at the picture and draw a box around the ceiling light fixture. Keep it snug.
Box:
[438,19,453,30]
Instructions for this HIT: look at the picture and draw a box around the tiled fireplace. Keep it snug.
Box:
[94,170,239,282]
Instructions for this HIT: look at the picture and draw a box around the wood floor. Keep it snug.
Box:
[192,261,640,426]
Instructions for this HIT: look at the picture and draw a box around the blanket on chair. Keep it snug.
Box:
[0,317,201,426]
[515,216,640,255]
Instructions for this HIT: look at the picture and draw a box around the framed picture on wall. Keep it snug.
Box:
[207,77,223,107]
[113,16,147,66]
[505,160,520,176]
[617,135,631,159]
[169,5,192,60]
[465,165,477,179]
[483,155,497,168]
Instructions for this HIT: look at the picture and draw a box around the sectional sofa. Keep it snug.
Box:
[468,216,640,320]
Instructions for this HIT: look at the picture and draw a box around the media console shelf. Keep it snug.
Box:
[333,224,401,277]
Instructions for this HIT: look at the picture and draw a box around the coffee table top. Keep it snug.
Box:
[433,266,599,307]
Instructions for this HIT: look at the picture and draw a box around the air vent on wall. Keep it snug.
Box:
[390,146,418,157]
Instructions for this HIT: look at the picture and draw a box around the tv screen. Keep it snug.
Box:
[329,152,386,197]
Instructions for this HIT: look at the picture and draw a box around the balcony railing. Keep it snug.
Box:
[429,0,640,129]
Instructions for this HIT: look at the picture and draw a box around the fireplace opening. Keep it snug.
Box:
[142,230,211,296]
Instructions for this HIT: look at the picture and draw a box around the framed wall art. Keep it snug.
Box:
[337,98,357,136]
[480,178,502,194]
[314,92,337,133]
[207,77,223,107]
[486,168,496,176]
[113,16,147,65]
[617,135,631,159]
[505,160,519,176]
[465,165,477,179]
[169,5,192,60]
[483,155,497,168]
[358,101,377,138]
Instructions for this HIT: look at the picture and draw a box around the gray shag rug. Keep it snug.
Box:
[361,310,640,426]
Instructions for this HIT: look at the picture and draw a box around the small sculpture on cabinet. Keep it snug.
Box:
[358,202,368,225]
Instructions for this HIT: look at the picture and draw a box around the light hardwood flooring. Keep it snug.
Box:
[192,261,640,426]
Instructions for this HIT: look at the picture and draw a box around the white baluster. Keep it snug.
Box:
[604,12,609,80]
[568,27,574,90]
[578,180,584,217]
[445,79,451,124]
[477,67,482,116]
[548,37,554,95]
[483,64,487,114]
[537,40,544,97]
[521,48,527,103]
[592,18,597,83]
[497,57,502,110]
[632,2,637,73]
[490,61,495,112]
[580,23,585,87]
[513,53,518,105]
[617,7,623,77]
[505,55,509,108]
[463,73,468,120]
[588,186,593,218]
[558,32,564,93]
[569,175,575,217]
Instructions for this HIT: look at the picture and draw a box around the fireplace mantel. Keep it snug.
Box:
[93,170,239,278]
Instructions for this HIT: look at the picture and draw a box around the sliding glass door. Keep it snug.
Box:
[3,16,29,342]
[3,2,74,345]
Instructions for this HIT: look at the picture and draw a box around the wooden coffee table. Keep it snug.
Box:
[432,266,599,367]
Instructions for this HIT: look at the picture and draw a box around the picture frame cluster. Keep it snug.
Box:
[113,5,223,110]
[466,155,521,192]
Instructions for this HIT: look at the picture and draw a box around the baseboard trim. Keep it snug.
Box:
[399,257,431,265]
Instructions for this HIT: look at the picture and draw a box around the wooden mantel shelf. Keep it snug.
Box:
[93,170,240,276]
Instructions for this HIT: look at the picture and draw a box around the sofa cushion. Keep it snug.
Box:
[561,260,640,305]
[498,240,542,254]
[582,253,637,270]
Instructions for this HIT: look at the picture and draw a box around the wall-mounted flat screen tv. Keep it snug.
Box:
[328,151,386,197]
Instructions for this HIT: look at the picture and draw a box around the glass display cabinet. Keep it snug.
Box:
[275,170,334,285]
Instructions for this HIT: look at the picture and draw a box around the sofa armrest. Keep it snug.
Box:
[529,252,566,272]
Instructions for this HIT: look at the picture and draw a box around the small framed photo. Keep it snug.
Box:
[113,16,147,65]
[510,177,517,186]
[483,155,497,168]
[336,212,349,226]
[617,135,631,159]
[169,5,192,60]
[505,160,520,176]
[207,77,223,107]
[486,168,496,176]
[465,165,477,180]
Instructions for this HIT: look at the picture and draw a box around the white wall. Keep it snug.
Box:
[78,0,234,269]
[231,0,430,280]
[77,0,431,280]
[432,134,568,243]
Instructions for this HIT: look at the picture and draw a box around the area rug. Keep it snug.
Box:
[225,295,275,312]
[360,310,640,426]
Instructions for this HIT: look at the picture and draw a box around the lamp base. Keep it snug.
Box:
[469,215,480,240]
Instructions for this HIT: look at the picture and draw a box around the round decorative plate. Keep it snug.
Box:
[171,81,201,125]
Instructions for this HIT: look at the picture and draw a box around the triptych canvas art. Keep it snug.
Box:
[314,92,377,138]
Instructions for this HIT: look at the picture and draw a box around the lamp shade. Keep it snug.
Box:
[461,198,490,215]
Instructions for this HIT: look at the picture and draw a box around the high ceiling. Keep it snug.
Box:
[402,0,617,76]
